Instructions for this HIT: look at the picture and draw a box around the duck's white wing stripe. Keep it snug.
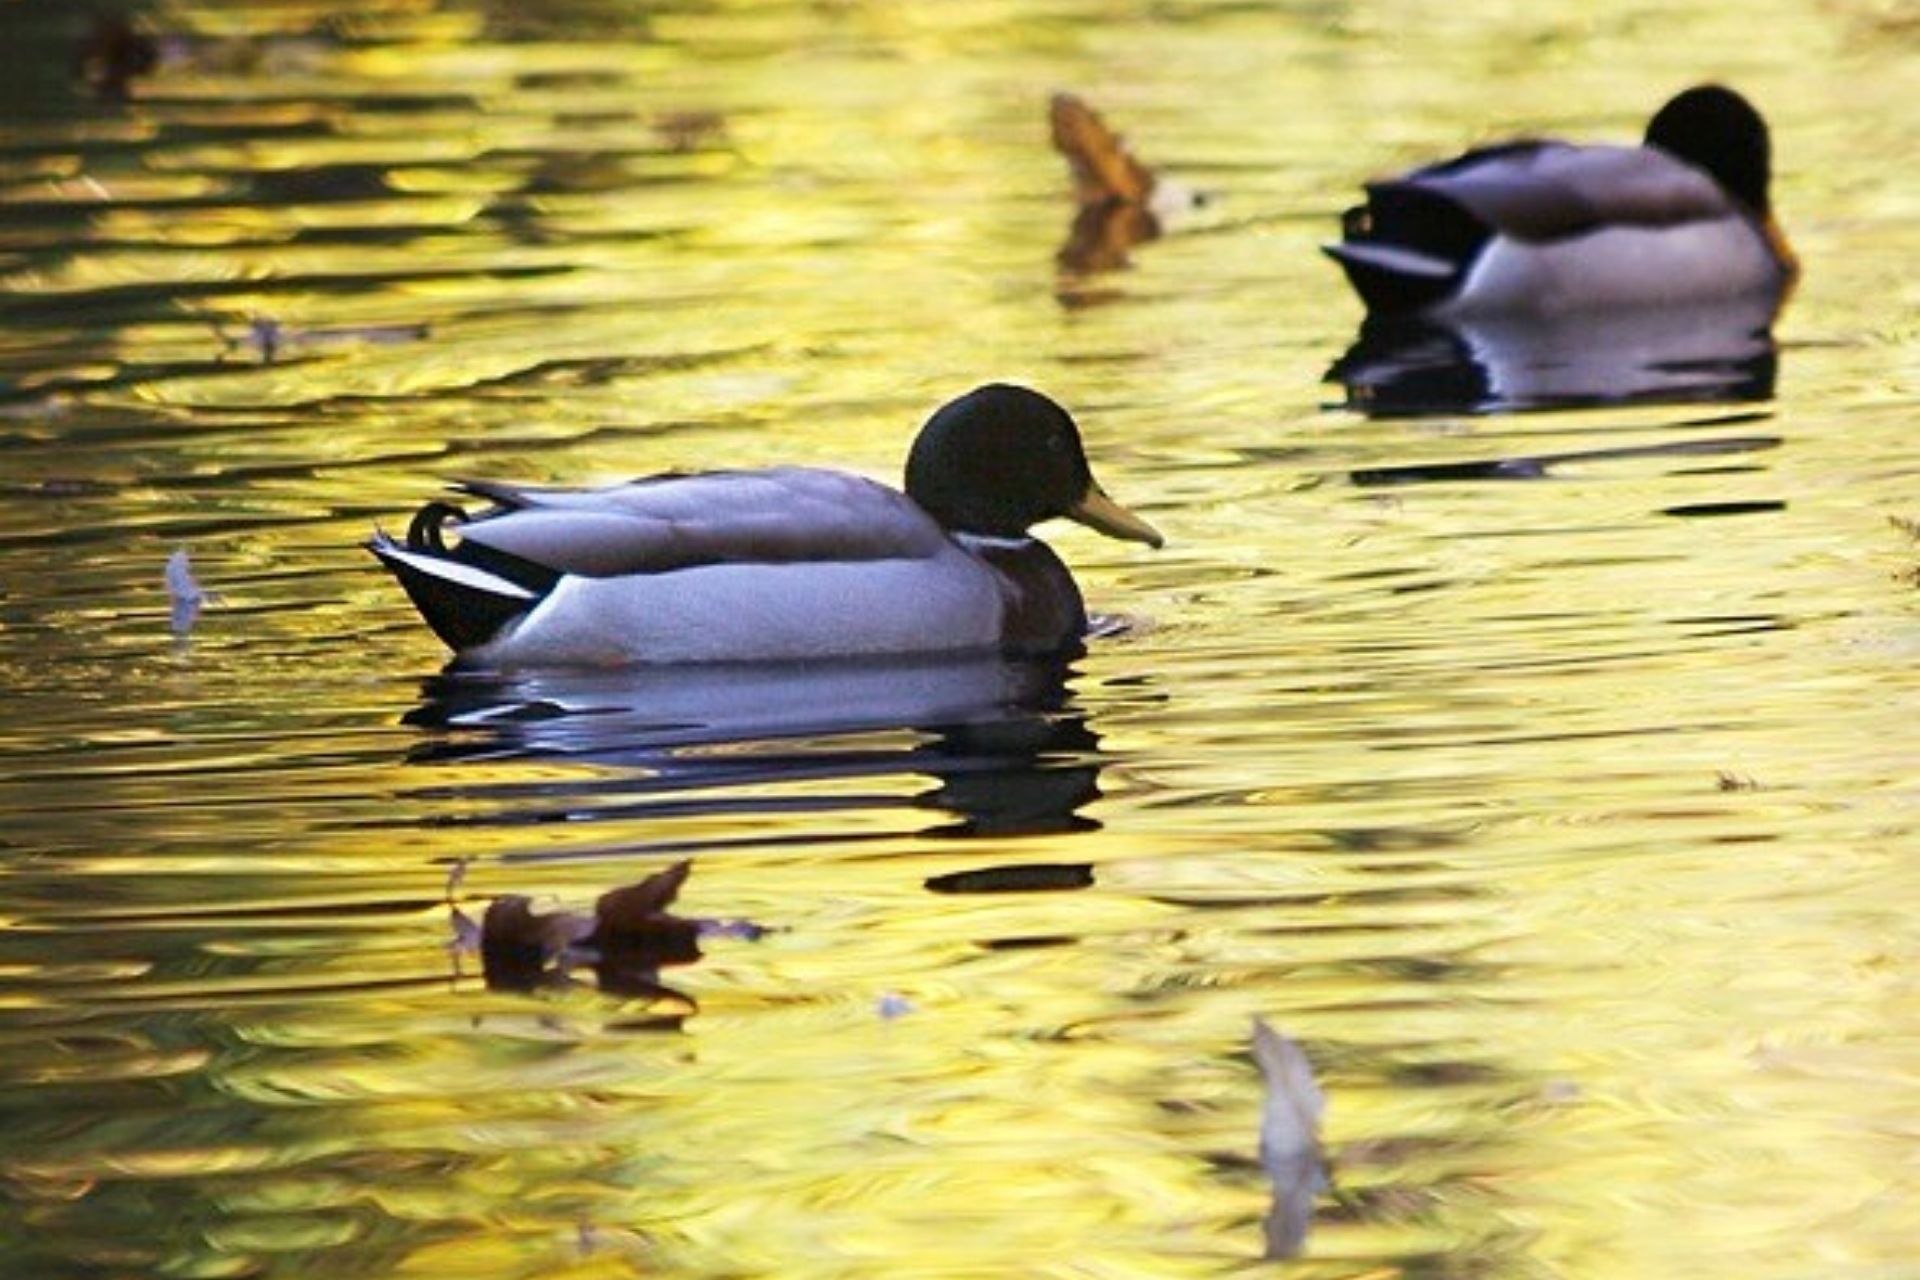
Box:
[1325,241,1456,279]
[375,542,536,599]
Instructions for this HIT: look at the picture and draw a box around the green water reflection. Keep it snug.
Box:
[2,1,1918,1277]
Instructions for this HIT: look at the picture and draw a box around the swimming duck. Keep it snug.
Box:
[1324,85,1796,317]
[369,383,1163,668]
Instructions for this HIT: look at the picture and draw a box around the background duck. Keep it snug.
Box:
[369,384,1162,669]
[1324,85,1797,317]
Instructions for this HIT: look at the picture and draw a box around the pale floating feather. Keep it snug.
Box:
[165,547,207,635]
[1252,1016,1326,1260]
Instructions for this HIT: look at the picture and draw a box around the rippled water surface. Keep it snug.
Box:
[4,2,1919,1277]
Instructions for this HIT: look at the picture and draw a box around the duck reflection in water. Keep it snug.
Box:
[404,651,1110,843]
[1327,293,1781,416]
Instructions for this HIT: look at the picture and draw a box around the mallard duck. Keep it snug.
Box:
[1324,85,1796,317]
[369,383,1163,668]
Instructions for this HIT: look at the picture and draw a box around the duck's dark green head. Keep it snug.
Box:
[905,383,1163,547]
[1645,84,1773,215]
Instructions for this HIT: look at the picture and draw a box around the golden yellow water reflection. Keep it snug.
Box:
[2,1,1918,1277]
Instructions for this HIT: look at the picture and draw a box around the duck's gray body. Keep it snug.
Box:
[372,469,1083,667]
[1325,86,1796,317]
[369,384,1161,670]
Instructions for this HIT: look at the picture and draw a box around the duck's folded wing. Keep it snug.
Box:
[1391,142,1732,241]
[452,467,950,578]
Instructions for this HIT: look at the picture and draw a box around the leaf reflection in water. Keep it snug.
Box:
[1328,294,1782,416]
[400,653,1105,845]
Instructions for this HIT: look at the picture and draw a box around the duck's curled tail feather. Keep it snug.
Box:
[368,502,556,653]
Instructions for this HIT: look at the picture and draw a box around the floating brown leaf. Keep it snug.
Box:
[1050,92,1158,207]
[468,860,717,998]
[593,859,702,970]
[594,858,690,926]
[480,895,595,977]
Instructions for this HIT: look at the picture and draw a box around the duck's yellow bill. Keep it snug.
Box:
[1068,484,1164,548]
